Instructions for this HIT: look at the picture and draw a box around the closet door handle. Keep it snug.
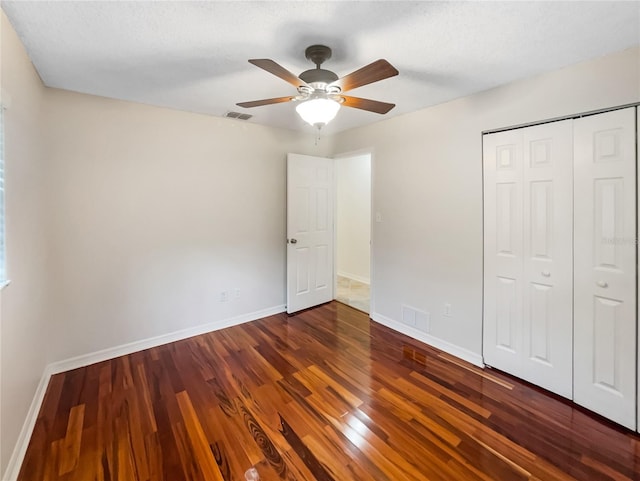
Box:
[596,280,608,288]
[541,270,551,277]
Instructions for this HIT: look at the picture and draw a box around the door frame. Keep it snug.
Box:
[332,149,375,314]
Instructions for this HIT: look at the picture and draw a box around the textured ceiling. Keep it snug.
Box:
[2,1,639,134]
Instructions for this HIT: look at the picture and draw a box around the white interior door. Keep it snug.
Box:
[287,153,334,314]
[574,107,637,430]
[483,129,524,378]
[521,120,573,398]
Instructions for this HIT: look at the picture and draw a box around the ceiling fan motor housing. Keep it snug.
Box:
[299,68,339,87]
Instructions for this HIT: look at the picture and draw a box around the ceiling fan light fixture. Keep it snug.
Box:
[295,97,340,127]
[238,46,398,126]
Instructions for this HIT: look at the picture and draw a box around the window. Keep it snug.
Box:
[0,107,6,283]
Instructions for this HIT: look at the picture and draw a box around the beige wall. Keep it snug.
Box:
[42,90,326,362]
[332,46,640,359]
[0,11,50,474]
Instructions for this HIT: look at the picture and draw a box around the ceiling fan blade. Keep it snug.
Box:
[236,96,296,108]
[340,96,395,114]
[248,59,310,89]
[330,59,399,92]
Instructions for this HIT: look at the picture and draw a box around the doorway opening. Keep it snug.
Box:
[335,152,372,313]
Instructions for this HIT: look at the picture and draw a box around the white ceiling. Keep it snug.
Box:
[2,1,639,134]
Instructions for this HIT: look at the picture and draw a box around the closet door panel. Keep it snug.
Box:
[521,120,573,397]
[483,129,524,377]
[574,107,636,430]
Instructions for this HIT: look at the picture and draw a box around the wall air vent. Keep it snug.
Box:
[224,111,253,120]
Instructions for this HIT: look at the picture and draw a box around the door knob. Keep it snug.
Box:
[541,270,551,277]
[596,280,608,288]
[289,238,298,244]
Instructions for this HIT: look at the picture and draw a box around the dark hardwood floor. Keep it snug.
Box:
[18,301,640,480]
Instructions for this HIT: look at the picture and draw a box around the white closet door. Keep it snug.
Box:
[574,108,636,430]
[521,120,573,398]
[483,129,524,378]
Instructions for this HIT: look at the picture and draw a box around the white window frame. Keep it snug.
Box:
[0,103,7,286]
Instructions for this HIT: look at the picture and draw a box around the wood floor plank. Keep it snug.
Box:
[17,301,640,480]
[175,391,224,481]
[58,404,85,476]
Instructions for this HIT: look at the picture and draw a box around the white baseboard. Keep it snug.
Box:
[371,311,484,368]
[2,365,54,481]
[47,304,286,375]
[2,304,286,481]
[337,271,370,285]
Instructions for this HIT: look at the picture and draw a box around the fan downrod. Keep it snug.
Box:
[299,45,339,86]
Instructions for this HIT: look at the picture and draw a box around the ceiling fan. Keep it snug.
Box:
[237,45,399,128]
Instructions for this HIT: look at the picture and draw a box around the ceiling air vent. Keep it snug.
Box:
[225,111,253,120]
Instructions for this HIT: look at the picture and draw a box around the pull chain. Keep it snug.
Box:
[315,124,322,145]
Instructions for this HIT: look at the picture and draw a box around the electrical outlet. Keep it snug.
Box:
[234,288,241,299]
[220,291,228,302]
[444,303,452,317]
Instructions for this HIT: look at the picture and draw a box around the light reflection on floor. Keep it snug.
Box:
[336,275,370,313]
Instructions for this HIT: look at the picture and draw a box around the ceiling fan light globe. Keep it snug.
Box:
[296,98,340,126]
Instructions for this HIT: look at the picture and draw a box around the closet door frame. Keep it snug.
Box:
[482,103,639,429]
